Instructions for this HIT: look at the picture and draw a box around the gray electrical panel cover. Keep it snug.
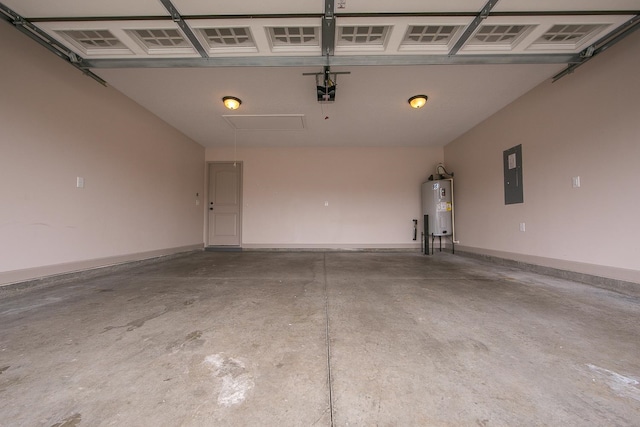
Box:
[422,179,452,236]
[503,144,523,205]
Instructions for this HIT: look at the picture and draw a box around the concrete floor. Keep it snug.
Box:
[1,252,639,426]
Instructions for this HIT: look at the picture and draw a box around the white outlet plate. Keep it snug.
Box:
[76,177,84,188]
[519,222,526,232]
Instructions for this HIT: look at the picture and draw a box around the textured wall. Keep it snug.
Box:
[206,146,443,248]
[0,21,205,283]
[444,30,640,282]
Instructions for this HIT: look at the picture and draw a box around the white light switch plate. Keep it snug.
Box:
[572,176,581,188]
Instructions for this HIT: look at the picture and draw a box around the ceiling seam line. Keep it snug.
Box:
[490,10,640,17]
[27,16,174,23]
[23,11,640,23]
[26,14,326,23]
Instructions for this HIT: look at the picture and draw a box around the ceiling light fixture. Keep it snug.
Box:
[408,95,428,109]
[223,96,242,110]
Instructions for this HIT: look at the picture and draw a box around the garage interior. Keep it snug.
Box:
[1,0,640,425]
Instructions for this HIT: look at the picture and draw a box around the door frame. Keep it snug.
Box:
[205,161,243,247]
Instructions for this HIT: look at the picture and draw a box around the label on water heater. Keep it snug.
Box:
[433,183,439,190]
[437,202,448,211]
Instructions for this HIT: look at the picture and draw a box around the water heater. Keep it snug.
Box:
[421,179,452,236]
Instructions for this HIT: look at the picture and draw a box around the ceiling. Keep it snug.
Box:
[1,0,639,148]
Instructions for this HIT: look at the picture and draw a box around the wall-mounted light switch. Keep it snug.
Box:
[519,222,526,232]
[76,177,85,188]
[572,176,581,188]
[324,201,329,207]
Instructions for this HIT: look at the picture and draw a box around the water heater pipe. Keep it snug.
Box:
[450,178,460,244]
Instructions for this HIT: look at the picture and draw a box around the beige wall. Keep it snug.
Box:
[444,30,640,283]
[206,146,443,248]
[0,22,205,285]
[5,17,637,286]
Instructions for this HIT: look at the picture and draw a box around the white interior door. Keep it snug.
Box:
[208,162,242,246]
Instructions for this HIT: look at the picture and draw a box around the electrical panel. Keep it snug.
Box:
[421,179,452,236]
[503,144,523,205]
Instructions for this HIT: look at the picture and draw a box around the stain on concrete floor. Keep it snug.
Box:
[50,413,81,427]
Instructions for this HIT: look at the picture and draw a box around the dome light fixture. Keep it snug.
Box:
[222,96,242,110]
[408,95,428,109]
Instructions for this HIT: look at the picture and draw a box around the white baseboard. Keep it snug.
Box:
[241,243,422,250]
[456,245,640,287]
[0,244,203,287]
